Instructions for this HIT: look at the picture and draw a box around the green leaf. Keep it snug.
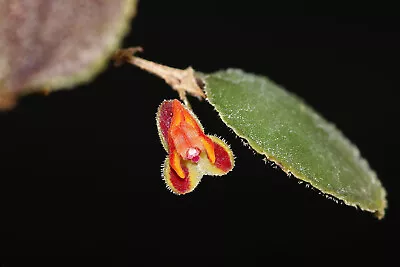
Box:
[0,0,138,108]
[204,69,387,219]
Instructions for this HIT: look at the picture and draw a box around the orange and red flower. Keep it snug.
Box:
[156,99,234,194]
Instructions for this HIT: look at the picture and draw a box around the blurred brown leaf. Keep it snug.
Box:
[0,0,138,109]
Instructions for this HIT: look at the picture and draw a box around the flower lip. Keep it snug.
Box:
[186,147,201,162]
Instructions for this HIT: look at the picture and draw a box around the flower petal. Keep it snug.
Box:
[200,135,216,164]
[162,157,203,195]
[156,100,174,152]
[156,99,206,152]
[197,135,235,176]
[169,149,185,179]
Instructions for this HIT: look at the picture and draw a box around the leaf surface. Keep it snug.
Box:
[0,0,137,105]
[204,69,387,218]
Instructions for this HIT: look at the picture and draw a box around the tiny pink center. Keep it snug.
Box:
[186,147,201,163]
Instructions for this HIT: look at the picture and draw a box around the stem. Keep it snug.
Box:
[112,47,205,104]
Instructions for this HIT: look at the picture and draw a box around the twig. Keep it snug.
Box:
[112,47,205,104]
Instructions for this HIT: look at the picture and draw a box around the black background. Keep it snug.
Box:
[1,1,399,266]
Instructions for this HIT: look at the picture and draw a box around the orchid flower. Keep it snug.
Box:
[156,99,234,194]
